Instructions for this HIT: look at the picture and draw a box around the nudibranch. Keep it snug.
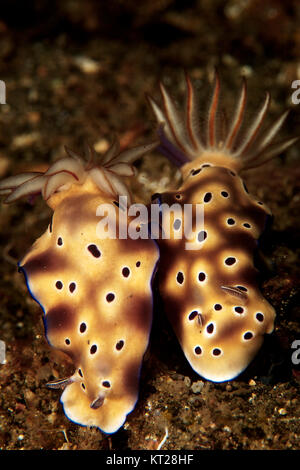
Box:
[148,72,298,382]
[0,139,159,433]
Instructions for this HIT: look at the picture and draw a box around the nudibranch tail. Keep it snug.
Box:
[0,138,158,207]
[148,71,298,174]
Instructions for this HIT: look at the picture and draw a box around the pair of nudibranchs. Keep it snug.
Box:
[0,71,298,434]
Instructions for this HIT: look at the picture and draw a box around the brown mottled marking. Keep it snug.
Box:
[46,303,76,333]
[122,359,142,398]
[23,248,68,275]
[125,295,153,334]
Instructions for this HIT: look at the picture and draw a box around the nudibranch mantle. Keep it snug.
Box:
[148,72,298,382]
[0,139,159,433]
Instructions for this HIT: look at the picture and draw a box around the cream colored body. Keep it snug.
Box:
[20,180,159,432]
[157,162,275,381]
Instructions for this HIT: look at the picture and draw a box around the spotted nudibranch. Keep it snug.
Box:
[148,72,298,382]
[0,139,159,433]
